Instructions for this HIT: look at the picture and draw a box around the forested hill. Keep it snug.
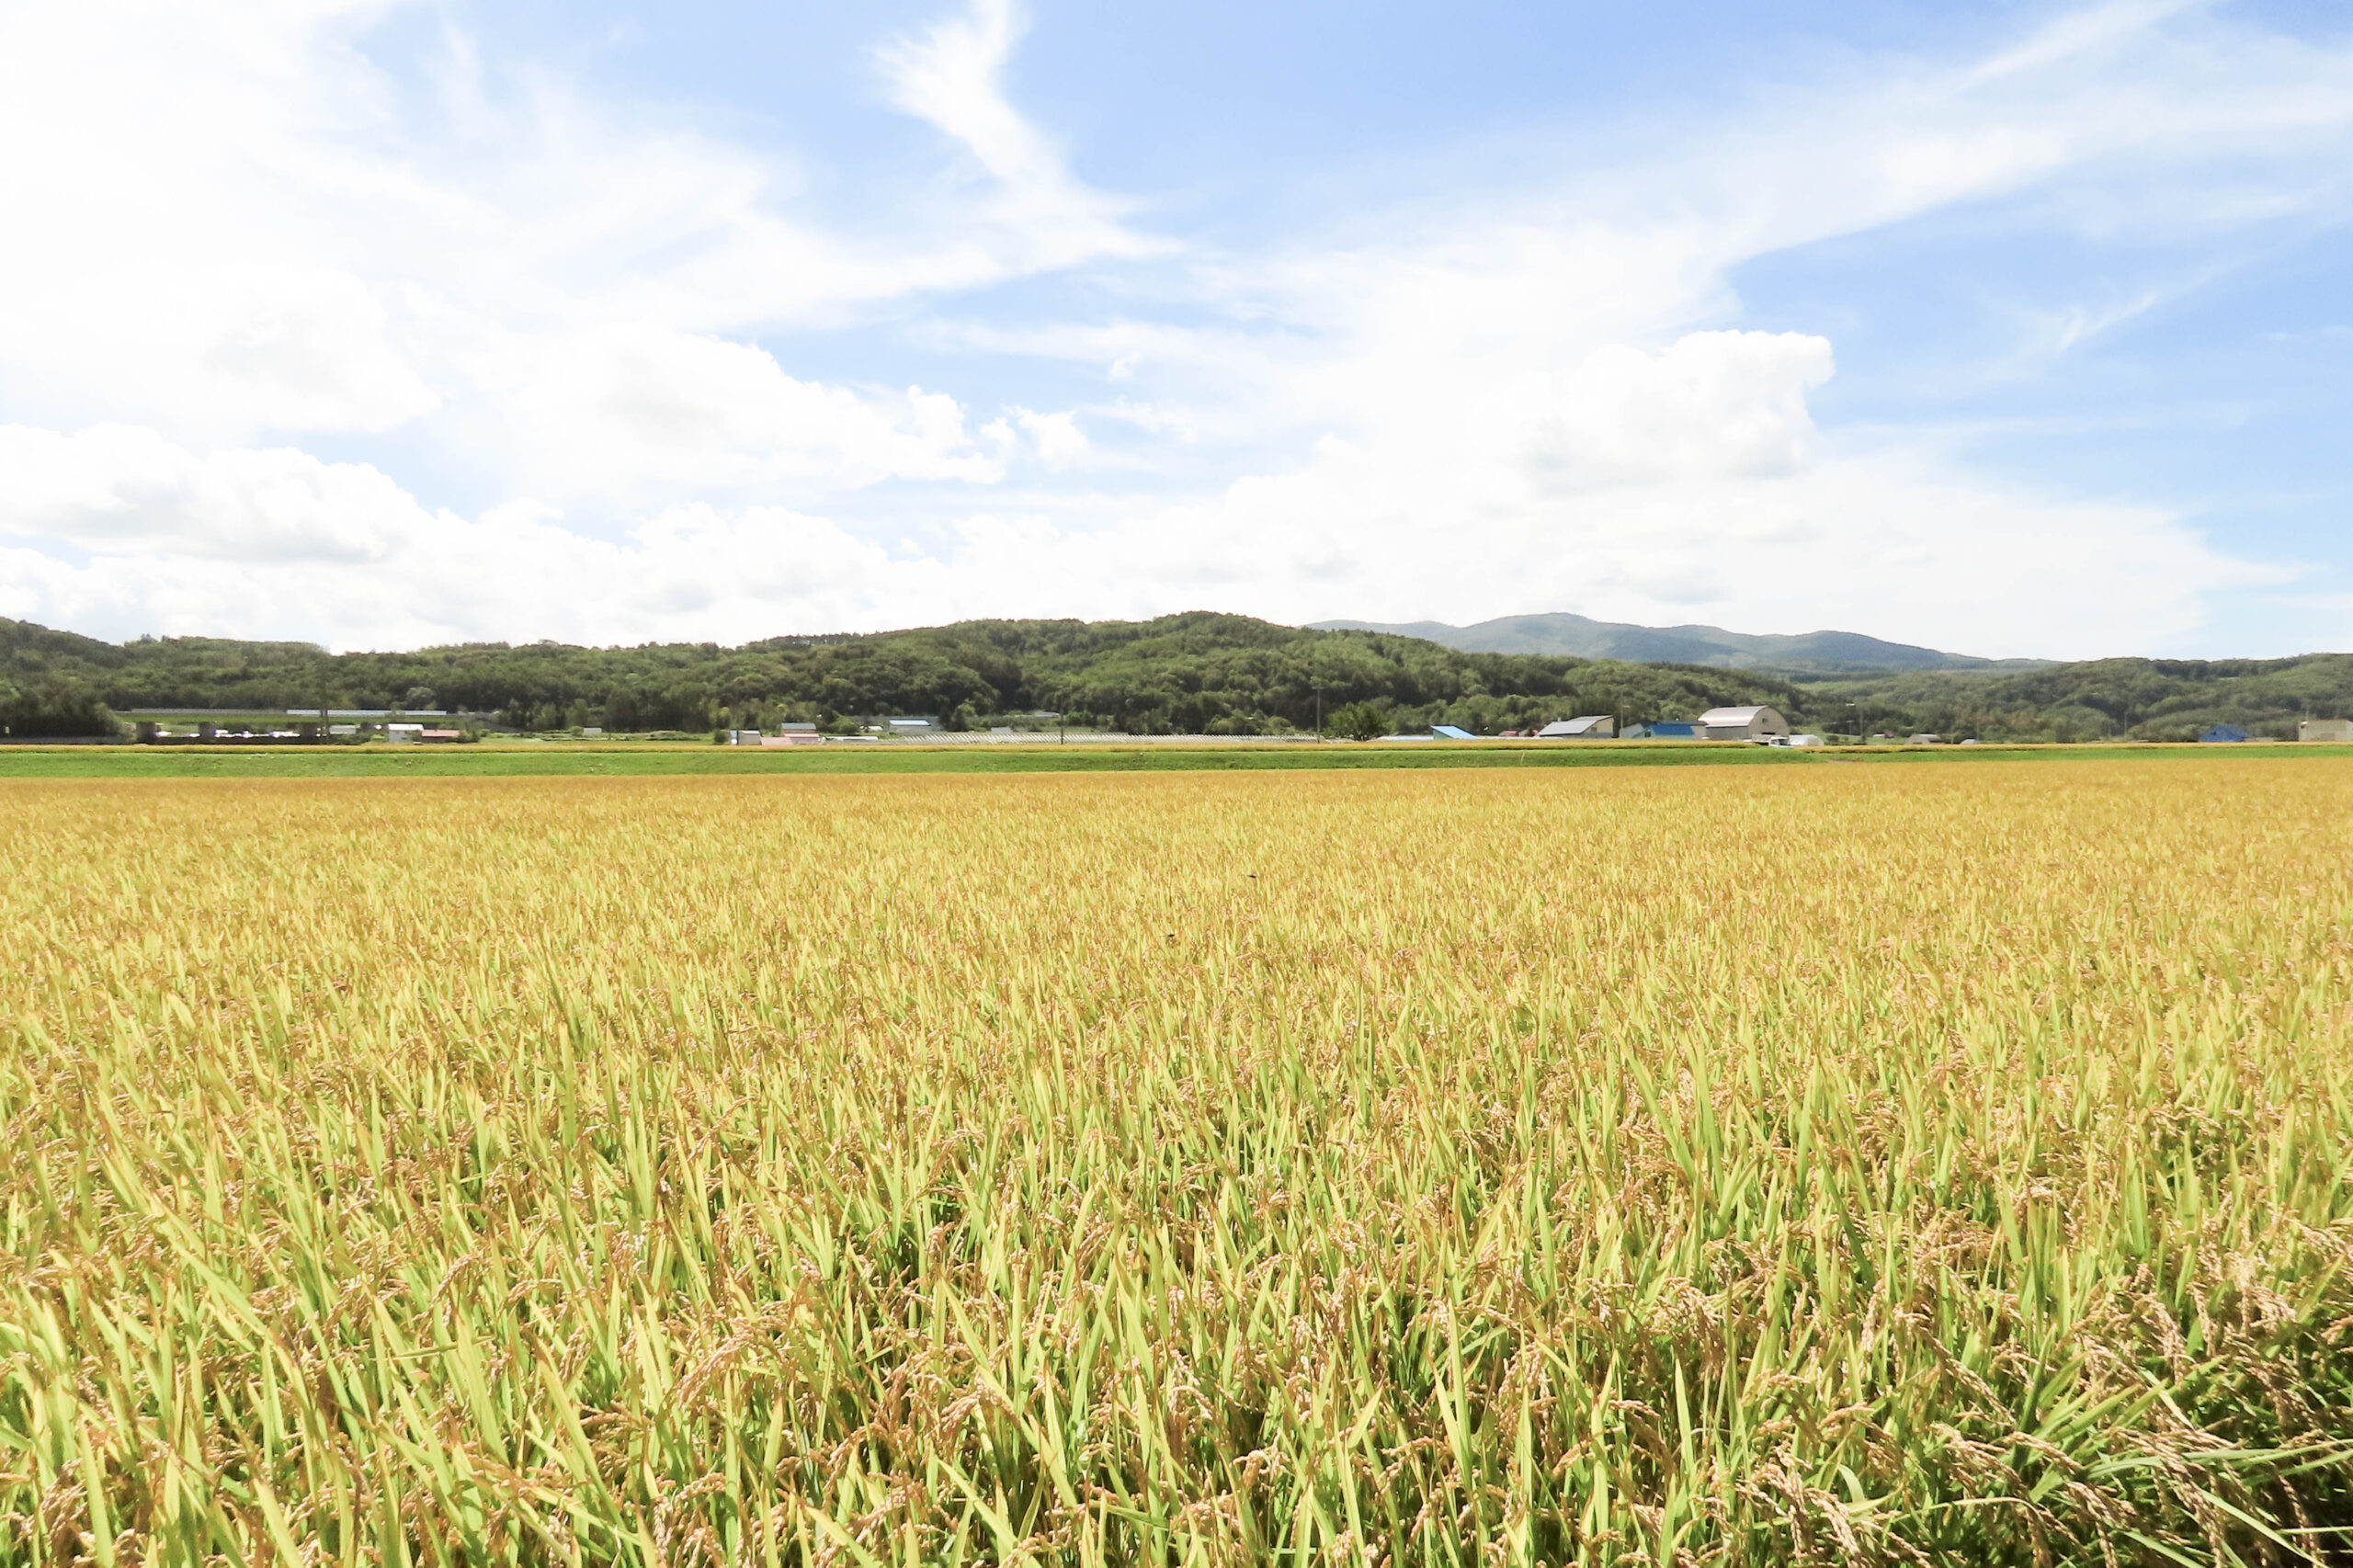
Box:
[1815,655,2353,744]
[3,611,2349,740]
[0,612,1806,736]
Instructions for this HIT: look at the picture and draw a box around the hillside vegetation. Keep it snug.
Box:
[2,612,2349,739]
[0,613,1806,737]
[1822,655,2353,743]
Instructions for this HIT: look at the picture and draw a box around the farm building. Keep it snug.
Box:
[2300,718,2353,743]
[1698,706,1791,741]
[1431,724,1477,740]
[1537,716,1614,738]
[2199,724,2249,744]
[1625,721,1700,739]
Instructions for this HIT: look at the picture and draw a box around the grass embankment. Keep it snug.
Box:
[3,761,2350,1563]
[4,739,2349,778]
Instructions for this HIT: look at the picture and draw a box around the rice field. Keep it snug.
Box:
[3,761,2349,1566]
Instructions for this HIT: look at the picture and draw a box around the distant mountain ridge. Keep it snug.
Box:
[1310,612,2051,675]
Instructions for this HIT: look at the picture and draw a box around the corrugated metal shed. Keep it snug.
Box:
[1698,706,1791,740]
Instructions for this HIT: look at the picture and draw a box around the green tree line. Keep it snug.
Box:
[1812,654,2353,743]
[0,613,1809,736]
[3,611,2348,740]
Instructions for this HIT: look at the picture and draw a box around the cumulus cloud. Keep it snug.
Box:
[7,365,2264,660]
[1518,333,1835,492]
[0,461,945,650]
[1115,444,2275,657]
[0,426,418,562]
[977,312,2269,657]
[476,327,1007,498]
[1012,408,1090,470]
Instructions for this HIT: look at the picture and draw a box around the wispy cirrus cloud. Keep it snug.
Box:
[0,0,1120,465]
[875,0,1155,269]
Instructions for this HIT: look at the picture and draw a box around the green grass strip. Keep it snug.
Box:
[4,742,2351,778]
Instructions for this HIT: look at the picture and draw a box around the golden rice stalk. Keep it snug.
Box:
[1,762,2349,1565]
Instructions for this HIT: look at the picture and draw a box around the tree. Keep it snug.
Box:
[0,681,119,738]
[1325,699,1392,742]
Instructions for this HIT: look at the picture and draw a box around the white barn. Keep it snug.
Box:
[1698,705,1791,741]
[2300,718,2353,743]
[1536,715,1614,738]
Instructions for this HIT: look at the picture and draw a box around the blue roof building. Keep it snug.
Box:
[2199,723,2249,744]
[1430,724,1477,740]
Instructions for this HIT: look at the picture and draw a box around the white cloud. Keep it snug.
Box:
[0,457,943,649]
[0,0,2345,655]
[476,326,1006,498]
[0,399,2283,659]
[973,0,2349,654]
[874,0,1153,270]
[1012,407,1090,470]
[938,315,2269,658]
[0,426,418,562]
[1052,441,2273,662]
[1518,332,1834,492]
[0,0,1140,477]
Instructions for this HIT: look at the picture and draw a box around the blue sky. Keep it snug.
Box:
[0,0,2347,657]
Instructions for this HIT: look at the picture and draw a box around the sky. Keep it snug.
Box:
[0,0,2348,659]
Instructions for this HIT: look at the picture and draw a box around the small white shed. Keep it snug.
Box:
[1536,716,1614,738]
